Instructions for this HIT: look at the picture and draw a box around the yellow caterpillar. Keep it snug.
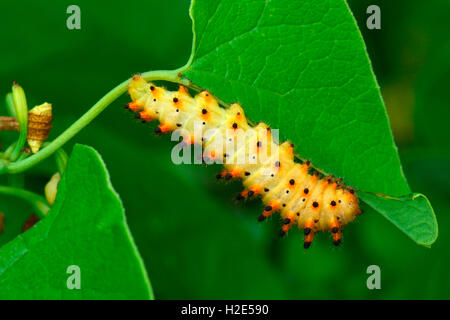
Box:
[127,75,362,248]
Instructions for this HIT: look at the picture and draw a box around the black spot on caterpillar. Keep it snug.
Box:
[126,75,362,249]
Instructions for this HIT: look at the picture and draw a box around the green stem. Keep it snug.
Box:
[54,147,68,175]
[0,185,50,219]
[3,141,16,159]
[1,69,189,175]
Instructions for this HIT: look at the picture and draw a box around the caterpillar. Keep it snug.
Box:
[126,75,362,249]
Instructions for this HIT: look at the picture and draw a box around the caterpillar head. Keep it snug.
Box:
[128,74,148,101]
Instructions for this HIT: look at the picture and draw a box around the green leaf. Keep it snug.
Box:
[181,0,437,245]
[359,192,438,247]
[0,144,153,299]
[71,123,288,299]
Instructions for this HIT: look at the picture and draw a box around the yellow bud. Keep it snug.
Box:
[12,83,28,122]
[45,172,61,205]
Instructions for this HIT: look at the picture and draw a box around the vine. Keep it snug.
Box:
[0,68,191,214]
[0,69,190,175]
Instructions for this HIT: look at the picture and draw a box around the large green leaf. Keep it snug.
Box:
[181,0,437,245]
[0,144,153,299]
[77,125,288,299]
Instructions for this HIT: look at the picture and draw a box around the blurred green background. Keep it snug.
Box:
[0,0,449,299]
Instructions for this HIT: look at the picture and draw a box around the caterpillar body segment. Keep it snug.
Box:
[127,75,362,248]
